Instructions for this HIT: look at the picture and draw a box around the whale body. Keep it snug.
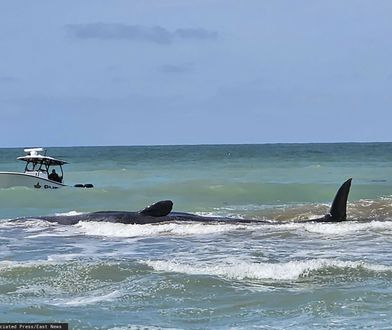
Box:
[30,179,352,225]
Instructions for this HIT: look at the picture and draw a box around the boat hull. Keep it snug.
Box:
[0,172,66,189]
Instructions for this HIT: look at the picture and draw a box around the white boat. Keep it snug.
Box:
[0,148,93,189]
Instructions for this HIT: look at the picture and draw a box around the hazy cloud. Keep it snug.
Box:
[66,23,218,44]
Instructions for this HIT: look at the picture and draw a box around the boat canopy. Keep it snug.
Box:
[17,148,68,166]
[17,155,68,166]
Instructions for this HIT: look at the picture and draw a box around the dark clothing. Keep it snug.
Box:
[49,171,61,183]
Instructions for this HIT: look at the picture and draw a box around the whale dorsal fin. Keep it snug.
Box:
[328,178,352,221]
[139,200,173,217]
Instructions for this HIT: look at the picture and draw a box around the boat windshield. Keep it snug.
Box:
[24,160,64,183]
[25,160,46,172]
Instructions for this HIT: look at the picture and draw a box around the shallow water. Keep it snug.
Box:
[1,143,392,329]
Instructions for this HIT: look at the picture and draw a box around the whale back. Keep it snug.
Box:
[139,200,173,217]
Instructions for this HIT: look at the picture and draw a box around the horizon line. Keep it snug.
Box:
[1,140,391,149]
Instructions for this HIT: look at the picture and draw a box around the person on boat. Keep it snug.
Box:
[48,169,61,183]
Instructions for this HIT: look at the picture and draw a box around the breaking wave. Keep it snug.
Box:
[50,290,122,307]
[143,258,392,281]
[74,221,248,237]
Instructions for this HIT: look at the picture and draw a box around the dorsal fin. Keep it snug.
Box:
[139,200,173,217]
[328,178,352,221]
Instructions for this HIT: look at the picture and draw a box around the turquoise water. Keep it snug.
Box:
[1,143,392,329]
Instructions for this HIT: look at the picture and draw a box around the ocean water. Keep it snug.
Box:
[1,143,392,329]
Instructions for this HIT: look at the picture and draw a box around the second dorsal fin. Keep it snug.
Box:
[328,178,352,221]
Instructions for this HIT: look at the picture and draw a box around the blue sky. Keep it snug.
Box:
[1,0,391,147]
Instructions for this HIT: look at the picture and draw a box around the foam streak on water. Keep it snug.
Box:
[1,144,392,329]
[143,258,392,281]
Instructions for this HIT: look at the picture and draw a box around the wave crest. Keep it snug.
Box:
[142,258,392,281]
[74,221,248,237]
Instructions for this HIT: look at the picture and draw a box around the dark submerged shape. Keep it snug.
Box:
[323,178,352,222]
[32,179,352,225]
[140,200,173,217]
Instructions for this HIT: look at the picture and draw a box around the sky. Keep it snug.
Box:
[1,0,392,147]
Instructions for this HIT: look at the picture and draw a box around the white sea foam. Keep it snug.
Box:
[47,253,85,262]
[251,220,392,236]
[0,259,54,271]
[13,284,63,296]
[302,221,392,235]
[109,326,179,330]
[25,224,83,238]
[50,290,122,306]
[26,232,74,238]
[194,211,246,219]
[0,255,89,271]
[0,219,55,230]
[54,211,84,216]
[143,258,392,281]
[0,220,16,228]
[74,221,248,238]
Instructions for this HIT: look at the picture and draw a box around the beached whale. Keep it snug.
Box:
[30,178,352,225]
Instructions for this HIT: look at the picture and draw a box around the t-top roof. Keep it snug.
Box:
[17,148,68,166]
